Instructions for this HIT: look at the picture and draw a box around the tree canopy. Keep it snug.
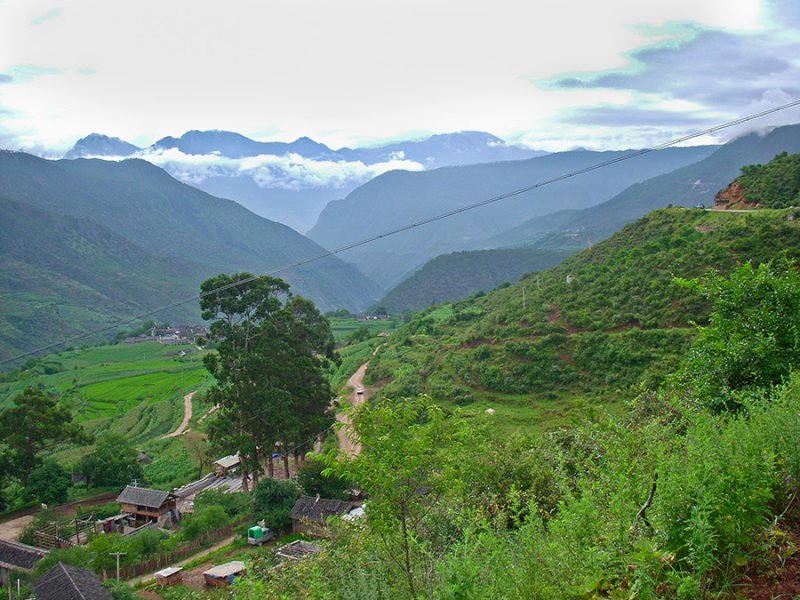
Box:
[200,272,337,488]
[79,432,143,488]
[0,387,90,484]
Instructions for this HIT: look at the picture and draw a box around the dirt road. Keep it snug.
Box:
[162,391,196,439]
[128,535,237,586]
[0,515,33,541]
[336,362,368,456]
[0,490,119,541]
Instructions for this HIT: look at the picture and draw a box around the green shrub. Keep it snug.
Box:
[253,478,300,530]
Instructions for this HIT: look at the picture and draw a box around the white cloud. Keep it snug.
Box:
[96,147,426,191]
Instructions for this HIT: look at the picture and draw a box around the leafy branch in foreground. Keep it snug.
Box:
[674,259,800,412]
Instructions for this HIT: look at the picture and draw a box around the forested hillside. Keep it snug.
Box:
[375,247,574,313]
[0,151,382,360]
[368,208,800,407]
[0,195,198,360]
[725,151,800,208]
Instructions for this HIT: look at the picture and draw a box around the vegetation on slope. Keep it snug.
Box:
[229,232,800,600]
[375,247,575,313]
[500,123,800,253]
[734,151,800,208]
[367,208,800,416]
[309,146,715,287]
[0,151,381,361]
[0,195,199,361]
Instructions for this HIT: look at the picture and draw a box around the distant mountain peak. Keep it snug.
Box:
[65,133,140,159]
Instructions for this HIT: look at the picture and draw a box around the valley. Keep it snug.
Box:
[2,129,800,600]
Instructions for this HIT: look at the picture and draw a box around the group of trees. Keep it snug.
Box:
[0,388,91,507]
[200,272,338,490]
[0,388,145,508]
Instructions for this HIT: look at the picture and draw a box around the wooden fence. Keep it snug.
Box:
[103,519,248,581]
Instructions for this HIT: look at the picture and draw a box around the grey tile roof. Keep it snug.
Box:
[116,485,170,509]
[290,496,354,523]
[31,562,112,600]
[0,539,48,572]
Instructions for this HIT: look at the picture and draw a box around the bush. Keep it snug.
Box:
[180,504,230,541]
[194,489,251,520]
[79,433,143,488]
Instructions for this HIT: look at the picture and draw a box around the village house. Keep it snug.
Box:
[116,485,180,527]
[289,495,357,536]
[0,539,48,587]
[31,562,112,600]
[213,453,241,477]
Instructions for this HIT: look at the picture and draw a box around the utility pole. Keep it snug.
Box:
[536,273,540,290]
[522,287,526,310]
[110,552,127,579]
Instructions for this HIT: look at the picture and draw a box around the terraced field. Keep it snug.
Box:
[0,342,212,442]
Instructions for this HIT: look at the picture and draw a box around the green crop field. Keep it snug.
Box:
[328,316,400,341]
[0,342,213,442]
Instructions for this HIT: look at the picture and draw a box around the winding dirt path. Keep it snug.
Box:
[162,391,196,439]
[336,363,368,457]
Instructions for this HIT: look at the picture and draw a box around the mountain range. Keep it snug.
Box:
[367,123,800,308]
[0,151,381,361]
[308,145,717,288]
[65,130,547,232]
[502,123,800,252]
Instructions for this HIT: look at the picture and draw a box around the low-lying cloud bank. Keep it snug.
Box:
[81,147,426,191]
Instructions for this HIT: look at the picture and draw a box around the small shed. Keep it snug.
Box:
[203,560,245,587]
[213,453,241,477]
[0,539,48,586]
[274,539,320,565]
[116,485,179,527]
[155,566,183,587]
[31,562,112,600]
[289,495,355,536]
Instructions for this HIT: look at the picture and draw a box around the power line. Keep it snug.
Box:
[2,99,799,368]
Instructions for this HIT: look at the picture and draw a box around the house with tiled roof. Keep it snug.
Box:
[116,485,179,527]
[31,562,112,600]
[0,539,48,586]
[289,495,357,536]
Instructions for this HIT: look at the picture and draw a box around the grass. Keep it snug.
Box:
[328,316,400,342]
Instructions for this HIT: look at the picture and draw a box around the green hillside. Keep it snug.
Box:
[0,342,211,439]
[0,151,383,361]
[734,151,800,208]
[0,152,381,311]
[0,195,200,361]
[375,247,575,313]
[367,207,800,426]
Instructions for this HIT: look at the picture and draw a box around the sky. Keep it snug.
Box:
[1,0,799,154]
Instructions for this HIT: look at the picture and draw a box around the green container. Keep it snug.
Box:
[248,526,263,540]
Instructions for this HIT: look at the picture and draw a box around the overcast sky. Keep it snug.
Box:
[1,0,799,154]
